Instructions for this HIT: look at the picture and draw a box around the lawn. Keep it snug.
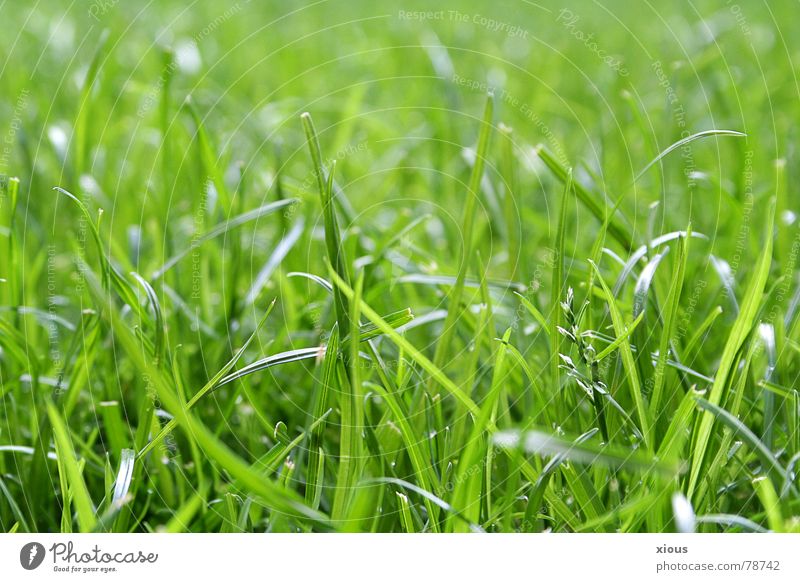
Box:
[0,0,798,533]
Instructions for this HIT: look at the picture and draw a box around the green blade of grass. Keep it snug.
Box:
[493,428,680,476]
[130,272,165,367]
[430,93,494,376]
[0,177,20,314]
[535,145,633,250]
[595,310,645,361]
[753,476,783,532]
[301,113,351,335]
[87,272,333,529]
[522,428,598,532]
[0,474,31,533]
[395,492,417,533]
[137,299,276,458]
[694,397,788,484]
[499,123,519,278]
[649,229,690,420]
[513,291,550,336]
[449,328,513,532]
[163,485,209,533]
[328,267,479,416]
[47,402,97,533]
[332,271,365,521]
[551,170,571,400]
[589,260,651,449]
[634,130,746,183]
[184,96,232,213]
[74,29,110,177]
[370,477,483,532]
[54,188,143,316]
[684,305,723,358]
[688,199,776,499]
[632,248,669,391]
[305,325,339,509]
[150,199,297,280]
[244,217,305,305]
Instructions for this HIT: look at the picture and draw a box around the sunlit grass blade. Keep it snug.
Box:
[244,217,304,304]
[753,476,783,532]
[111,449,135,508]
[595,311,645,361]
[47,402,97,533]
[634,130,746,183]
[396,492,417,533]
[695,514,769,533]
[328,267,479,416]
[370,477,484,533]
[688,198,776,500]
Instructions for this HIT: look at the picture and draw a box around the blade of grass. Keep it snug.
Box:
[305,325,339,509]
[184,96,232,213]
[430,93,494,377]
[493,428,679,475]
[589,260,651,449]
[551,170,571,401]
[138,299,276,458]
[650,229,690,420]
[449,328,512,532]
[150,199,297,280]
[688,199,776,499]
[327,267,479,416]
[634,130,746,183]
[89,274,333,529]
[395,492,417,532]
[301,113,351,335]
[74,29,110,177]
[332,271,365,521]
[47,402,97,533]
[535,145,632,250]
[694,397,788,484]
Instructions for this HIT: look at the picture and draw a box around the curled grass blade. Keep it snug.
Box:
[634,130,746,183]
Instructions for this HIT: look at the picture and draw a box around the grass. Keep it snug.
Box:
[0,0,799,533]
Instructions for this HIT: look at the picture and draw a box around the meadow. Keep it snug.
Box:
[0,0,798,533]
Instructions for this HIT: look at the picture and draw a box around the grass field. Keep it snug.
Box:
[0,0,799,533]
